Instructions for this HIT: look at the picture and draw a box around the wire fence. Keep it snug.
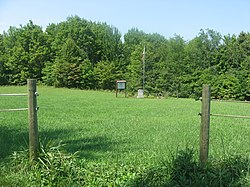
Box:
[199,85,250,165]
[0,93,28,112]
[0,79,39,162]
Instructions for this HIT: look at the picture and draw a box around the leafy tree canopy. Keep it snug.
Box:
[1,16,250,100]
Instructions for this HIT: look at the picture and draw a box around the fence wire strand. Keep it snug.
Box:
[0,93,27,96]
[210,113,250,119]
[211,99,250,103]
[0,108,28,112]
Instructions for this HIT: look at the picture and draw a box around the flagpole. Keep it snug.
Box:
[142,46,145,91]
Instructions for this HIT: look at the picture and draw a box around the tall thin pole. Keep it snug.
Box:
[142,46,145,91]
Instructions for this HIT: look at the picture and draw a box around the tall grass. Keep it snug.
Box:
[0,86,249,186]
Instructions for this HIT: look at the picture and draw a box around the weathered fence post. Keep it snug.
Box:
[28,79,39,161]
[199,84,211,165]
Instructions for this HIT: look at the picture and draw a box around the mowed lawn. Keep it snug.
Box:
[0,86,249,165]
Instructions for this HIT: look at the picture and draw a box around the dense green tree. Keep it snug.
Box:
[46,16,98,64]
[3,21,50,84]
[126,44,144,93]
[52,38,91,88]
[238,32,250,99]
[1,16,249,100]
[94,61,117,89]
[0,34,6,85]
[44,16,125,89]
[162,35,186,97]
[142,34,167,94]
[179,29,222,98]
[216,34,241,72]
[123,29,146,93]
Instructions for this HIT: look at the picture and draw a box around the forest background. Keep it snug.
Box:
[0,16,250,100]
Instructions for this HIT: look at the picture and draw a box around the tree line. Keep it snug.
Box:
[0,16,249,100]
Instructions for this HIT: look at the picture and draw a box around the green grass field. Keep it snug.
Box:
[0,86,249,186]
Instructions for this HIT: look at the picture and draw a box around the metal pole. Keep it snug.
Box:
[142,46,145,91]
[143,58,145,91]
[28,79,39,162]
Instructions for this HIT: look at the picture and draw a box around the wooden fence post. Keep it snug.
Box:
[199,84,211,165]
[28,79,39,162]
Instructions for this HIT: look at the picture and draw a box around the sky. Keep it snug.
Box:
[0,0,250,41]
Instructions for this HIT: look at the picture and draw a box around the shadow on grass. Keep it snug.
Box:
[0,125,28,160]
[131,148,250,187]
[0,125,121,161]
[0,126,75,160]
[62,136,120,160]
[39,128,122,161]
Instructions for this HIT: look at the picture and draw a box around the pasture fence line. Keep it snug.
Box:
[199,85,250,166]
[0,79,39,162]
